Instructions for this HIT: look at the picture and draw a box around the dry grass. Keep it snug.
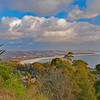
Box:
[0,87,49,100]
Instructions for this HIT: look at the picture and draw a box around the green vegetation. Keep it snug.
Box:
[0,63,27,98]
[0,52,100,100]
[64,51,74,61]
[94,80,100,100]
[96,64,100,72]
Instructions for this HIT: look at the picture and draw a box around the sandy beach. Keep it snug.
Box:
[19,58,40,64]
[19,54,84,64]
[19,52,97,65]
[19,56,56,64]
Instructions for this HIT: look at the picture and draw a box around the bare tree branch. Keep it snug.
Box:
[0,44,5,55]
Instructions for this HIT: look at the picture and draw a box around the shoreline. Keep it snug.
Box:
[19,56,56,65]
[19,53,96,65]
[19,57,40,64]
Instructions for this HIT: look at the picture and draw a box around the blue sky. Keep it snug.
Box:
[0,0,87,19]
[0,0,100,50]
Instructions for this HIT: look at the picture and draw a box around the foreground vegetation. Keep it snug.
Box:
[0,52,100,100]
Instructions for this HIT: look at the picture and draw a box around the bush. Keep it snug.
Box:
[37,69,75,100]
[51,58,70,68]
[0,64,27,98]
[37,59,96,100]
[96,64,100,72]
[94,80,100,100]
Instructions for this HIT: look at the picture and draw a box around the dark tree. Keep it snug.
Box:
[64,51,74,61]
[96,64,100,72]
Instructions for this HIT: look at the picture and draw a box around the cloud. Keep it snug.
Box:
[1,16,100,43]
[1,0,100,20]
[0,0,73,15]
[68,0,100,20]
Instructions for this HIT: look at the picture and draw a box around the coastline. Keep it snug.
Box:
[19,56,56,65]
[19,57,40,64]
[19,53,96,65]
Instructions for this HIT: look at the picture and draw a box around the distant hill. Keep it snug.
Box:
[2,50,96,62]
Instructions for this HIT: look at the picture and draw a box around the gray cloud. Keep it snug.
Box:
[0,0,73,15]
[68,0,100,20]
[1,16,100,43]
[1,0,100,20]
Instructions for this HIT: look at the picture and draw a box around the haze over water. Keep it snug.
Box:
[22,53,100,68]
[74,54,100,68]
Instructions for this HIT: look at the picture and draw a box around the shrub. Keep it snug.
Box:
[96,64,100,72]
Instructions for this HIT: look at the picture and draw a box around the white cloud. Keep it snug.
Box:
[0,16,100,43]
[68,0,100,20]
[0,0,73,15]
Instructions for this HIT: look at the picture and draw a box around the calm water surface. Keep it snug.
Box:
[22,54,100,68]
[74,54,100,67]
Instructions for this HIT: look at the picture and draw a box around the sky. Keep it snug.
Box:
[0,0,100,51]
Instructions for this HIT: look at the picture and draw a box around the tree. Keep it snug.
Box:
[94,80,100,100]
[32,62,45,71]
[96,64,100,72]
[37,69,75,100]
[64,51,74,62]
[72,60,96,100]
[51,58,70,68]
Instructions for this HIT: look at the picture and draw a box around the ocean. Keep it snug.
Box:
[22,54,100,68]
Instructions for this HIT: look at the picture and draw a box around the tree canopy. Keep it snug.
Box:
[96,64,100,72]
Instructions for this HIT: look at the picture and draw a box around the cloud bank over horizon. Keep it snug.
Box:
[0,0,100,50]
[0,0,73,15]
[0,16,100,43]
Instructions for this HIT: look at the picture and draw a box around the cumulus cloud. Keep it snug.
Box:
[0,0,73,15]
[68,0,100,20]
[0,16,100,43]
